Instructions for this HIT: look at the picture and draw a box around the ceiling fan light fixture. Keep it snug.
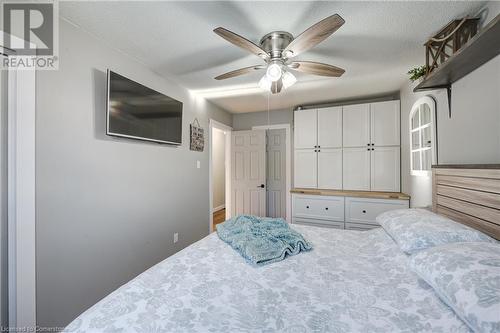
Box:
[282,71,297,89]
[258,75,272,91]
[266,63,282,82]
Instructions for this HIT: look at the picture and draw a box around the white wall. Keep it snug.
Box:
[211,128,225,210]
[400,4,500,207]
[36,19,232,328]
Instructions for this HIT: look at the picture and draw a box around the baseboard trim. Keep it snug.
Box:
[212,205,225,213]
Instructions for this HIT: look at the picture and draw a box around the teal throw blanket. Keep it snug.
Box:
[216,215,312,266]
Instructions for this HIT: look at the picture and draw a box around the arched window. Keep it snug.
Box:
[410,96,437,176]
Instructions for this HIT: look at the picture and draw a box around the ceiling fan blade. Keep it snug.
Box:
[214,65,265,80]
[271,79,283,94]
[288,61,345,77]
[214,27,270,61]
[283,14,345,58]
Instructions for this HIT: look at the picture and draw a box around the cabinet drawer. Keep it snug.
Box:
[293,218,344,229]
[293,195,344,221]
[345,197,409,224]
[345,222,380,231]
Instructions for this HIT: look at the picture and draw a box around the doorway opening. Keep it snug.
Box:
[209,119,232,233]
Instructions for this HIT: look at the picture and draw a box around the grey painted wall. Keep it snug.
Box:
[400,3,500,207]
[232,108,293,130]
[36,19,231,328]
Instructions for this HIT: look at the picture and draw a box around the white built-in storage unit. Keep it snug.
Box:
[291,190,409,230]
[294,100,400,192]
[292,100,405,229]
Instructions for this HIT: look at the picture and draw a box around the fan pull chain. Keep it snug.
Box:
[267,91,270,126]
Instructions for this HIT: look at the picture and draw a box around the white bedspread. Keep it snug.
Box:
[65,225,470,332]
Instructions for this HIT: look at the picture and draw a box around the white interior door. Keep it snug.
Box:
[371,101,400,146]
[371,146,400,192]
[294,149,317,188]
[318,106,342,148]
[318,148,342,189]
[343,104,370,148]
[266,129,286,218]
[231,130,266,217]
[343,147,371,190]
[294,109,317,149]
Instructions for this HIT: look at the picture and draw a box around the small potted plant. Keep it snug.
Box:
[407,65,427,82]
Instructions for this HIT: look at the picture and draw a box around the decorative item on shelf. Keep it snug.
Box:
[190,118,204,152]
[424,17,479,76]
[407,65,427,82]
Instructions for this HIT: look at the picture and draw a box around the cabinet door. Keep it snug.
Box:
[343,147,370,190]
[371,101,400,146]
[317,148,342,189]
[294,149,317,188]
[317,106,342,148]
[343,104,370,147]
[294,109,317,149]
[371,146,400,192]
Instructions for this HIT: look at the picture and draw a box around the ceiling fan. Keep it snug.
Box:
[213,14,346,94]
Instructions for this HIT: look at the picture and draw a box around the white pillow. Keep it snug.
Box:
[410,242,500,333]
[377,209,495,254]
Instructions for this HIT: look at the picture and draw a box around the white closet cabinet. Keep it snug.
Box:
[343,148,371,190]
[294,149,317,188]
[343,104,370,148]
[371,146,400,191]
[294,108,342,189]
[371,100,400,146]
[294,109,317,149]
[294,100,400,192]
[318,148,342,189]
[317,107,342,148]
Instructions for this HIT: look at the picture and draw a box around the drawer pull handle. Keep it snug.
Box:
[325,207,329,210]
[306,206,310,209]
[362,210,366,213]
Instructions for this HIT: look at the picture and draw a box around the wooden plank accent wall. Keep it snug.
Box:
[432,166,500,240]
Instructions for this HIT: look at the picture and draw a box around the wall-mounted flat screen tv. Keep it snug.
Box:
[106,70,183,145]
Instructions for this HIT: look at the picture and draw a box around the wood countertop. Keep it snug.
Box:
[432,164,500,169]
[291,188,410,200]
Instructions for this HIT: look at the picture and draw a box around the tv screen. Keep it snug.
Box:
[106,70,183,145]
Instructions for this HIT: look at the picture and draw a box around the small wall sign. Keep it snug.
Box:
[190,118,204,152]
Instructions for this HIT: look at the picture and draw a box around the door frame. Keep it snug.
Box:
[2,38,37,328]
[252,124,292,223]
[208,119,232,233]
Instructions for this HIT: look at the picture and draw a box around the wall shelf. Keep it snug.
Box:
[414,14,500,93]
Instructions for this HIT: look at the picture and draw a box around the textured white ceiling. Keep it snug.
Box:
[60,1,485,113]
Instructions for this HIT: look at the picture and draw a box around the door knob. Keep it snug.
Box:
[258,184,265,188]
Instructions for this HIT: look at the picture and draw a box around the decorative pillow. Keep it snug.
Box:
[377,209,495,254]
[410,242,500,333]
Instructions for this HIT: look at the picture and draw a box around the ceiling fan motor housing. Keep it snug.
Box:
[259,31,294,59]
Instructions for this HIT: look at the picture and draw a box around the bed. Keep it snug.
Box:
[65,166,500,332]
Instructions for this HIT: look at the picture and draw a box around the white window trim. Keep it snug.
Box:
[3,35,37,328]
[409,96,437,177]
